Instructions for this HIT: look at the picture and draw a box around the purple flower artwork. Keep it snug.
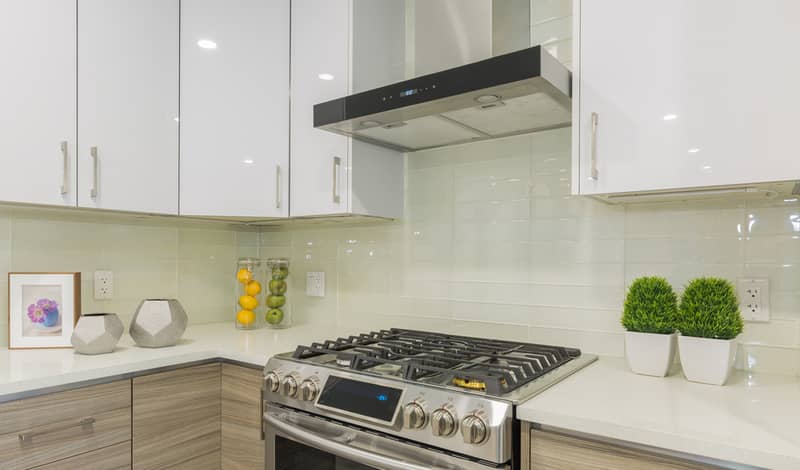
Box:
[27,298,60,328]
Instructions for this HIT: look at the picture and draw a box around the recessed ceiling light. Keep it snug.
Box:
[663,114,678,121]
[318,73,335,81]
[475,94,500,104]
[197,39,217,49]
[687,147,700,153]
[242,159,254,165]
[702,165,712,170]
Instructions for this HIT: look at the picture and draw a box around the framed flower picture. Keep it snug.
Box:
[7,273,81,349]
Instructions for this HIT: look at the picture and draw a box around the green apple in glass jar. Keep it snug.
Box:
[265,308,284,325]
[269,279,287,295]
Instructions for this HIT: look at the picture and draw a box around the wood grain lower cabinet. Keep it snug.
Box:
[528,428,718,470]
[132,363,221,470]
[35,441,132,470]
[221,363,264,470]
[0,380,131,470]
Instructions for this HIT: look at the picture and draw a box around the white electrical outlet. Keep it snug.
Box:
[94,270,114,300]
[306,272,325,297]
[738,278,769,322]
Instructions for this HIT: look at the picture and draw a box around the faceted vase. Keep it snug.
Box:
[129,299,188,348]
[71,313,124,355]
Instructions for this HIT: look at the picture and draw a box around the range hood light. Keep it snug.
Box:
[475,94,501,104]
[360,120,381,128]
[383,122,407,129]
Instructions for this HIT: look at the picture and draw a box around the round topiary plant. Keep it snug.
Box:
[621,277,678,334]
[677,277,743,339]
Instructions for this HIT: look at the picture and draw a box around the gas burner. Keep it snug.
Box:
[292,328,582,396]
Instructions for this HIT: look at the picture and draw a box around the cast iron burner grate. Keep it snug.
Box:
[292,329,581,395]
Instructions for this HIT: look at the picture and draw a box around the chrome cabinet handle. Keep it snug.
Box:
[60,141,69,195]
[589,112,599,181]
[90,146,98,198]
[19,417,96,443]
[264,412,450,470]
[275,165,281,209]
[332,156,341,204]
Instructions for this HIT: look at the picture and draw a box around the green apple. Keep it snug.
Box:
[271,265,289,280]
[269,279,287,295]
[265,308,284,325]
[266,295,286,308]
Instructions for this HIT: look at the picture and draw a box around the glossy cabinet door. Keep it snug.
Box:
[77,0,179,214]
[180,0,290,218]
[574,0,800,195]
[291,0,404,219]
[0,0,76,207]
[290,0,350,218]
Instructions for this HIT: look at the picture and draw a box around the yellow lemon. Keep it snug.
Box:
[239,295,258,311]
[245,280,262,296]
[236,268,253,284]
[236,309,255,326]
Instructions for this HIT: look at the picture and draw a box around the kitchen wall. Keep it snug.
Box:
[260,127,800,375]
[0,206,259,347]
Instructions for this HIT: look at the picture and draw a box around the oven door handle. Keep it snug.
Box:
[265,411,455,470]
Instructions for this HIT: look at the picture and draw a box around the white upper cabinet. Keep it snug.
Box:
[573,0,800,196]
[290,0,350,218]
[0,0,76,207]
[77,0,179,214]
[290,0,403,219]
[180,0,290,218]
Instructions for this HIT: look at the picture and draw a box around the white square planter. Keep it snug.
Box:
[624,331,676,377]
[678,335,738,385]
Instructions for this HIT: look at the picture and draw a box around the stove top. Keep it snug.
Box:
[288,328,594,401]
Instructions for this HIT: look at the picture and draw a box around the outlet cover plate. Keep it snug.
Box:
[94,270,114,300]
[738,278,769,322]
[306,272,325,297]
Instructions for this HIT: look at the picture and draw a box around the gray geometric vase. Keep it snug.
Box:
[71,313,125,355]
[129,299,188,348]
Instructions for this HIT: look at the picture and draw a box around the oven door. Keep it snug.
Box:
[264,404,509,470]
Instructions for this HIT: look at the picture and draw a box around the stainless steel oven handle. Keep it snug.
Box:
[265,412,454,470]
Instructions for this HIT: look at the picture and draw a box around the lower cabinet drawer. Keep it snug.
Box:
[530,429,718,470]
[34,441,132,470]
[0,380,132,470]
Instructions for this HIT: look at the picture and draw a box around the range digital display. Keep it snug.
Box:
[316,376,402,422]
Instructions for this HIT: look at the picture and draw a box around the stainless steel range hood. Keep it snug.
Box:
[313,46,571,152]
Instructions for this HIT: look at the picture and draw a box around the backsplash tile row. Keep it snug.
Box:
[0,207,258,346]
[261,127,800,373]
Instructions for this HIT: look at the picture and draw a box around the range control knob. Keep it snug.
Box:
[430,407,457,437]
[402,400,427,429]
[280,374,299,398]
[460,412,489,445]
[264,371,281,393]
[299,378,320,402]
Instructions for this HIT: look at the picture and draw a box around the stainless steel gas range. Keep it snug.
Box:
[262,329,597,470]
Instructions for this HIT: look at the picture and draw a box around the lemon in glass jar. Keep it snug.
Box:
[245,280,262,296]
[239,295,258,311]
[236,309,256,326]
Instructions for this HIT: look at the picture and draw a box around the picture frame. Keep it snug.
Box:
[7,272,81,349]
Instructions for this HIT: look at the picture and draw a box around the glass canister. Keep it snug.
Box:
[235,257,266,330]
[264,258,291,329]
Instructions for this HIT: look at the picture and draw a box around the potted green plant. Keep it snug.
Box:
[621,277,679,377]
[676,278,744,385]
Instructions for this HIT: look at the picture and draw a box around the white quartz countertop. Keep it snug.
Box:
[3,325,800,469]
[0,322,351,401]
[517,357,800,469]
